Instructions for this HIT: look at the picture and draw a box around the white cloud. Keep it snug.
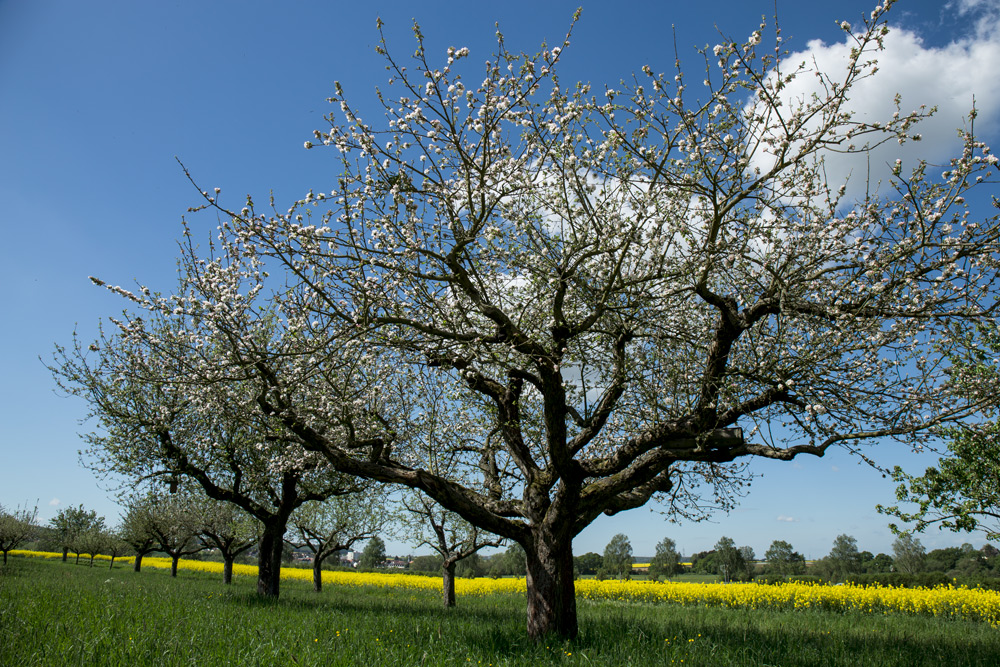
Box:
[948,0,1000,35]
[758,10,1000,200]
[48,497,60,507]
[776,515,797,522]
[950,0,994,10]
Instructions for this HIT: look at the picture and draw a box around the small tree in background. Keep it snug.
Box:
[102,528,130,570]
[489,543,527,578]
[689,550,718,575]
[738,546,757,580]
[287,489,386,592]
[714,536,745,583]
[456,553,487,578]
[892,533,927,574]
[119,493,159,572]
[868,553,895,574]
[359,536,386,570]
[403,493,503,607]
[145,493,206,577]
[49,505,102,563]
[410,554,444,572]
[601,533,633,580]
[0,503,38,565]
[764,540,806,577]
[75,524,108,567]
[197,498,260,585]
[821,534,862,582]
[648,537,682,581]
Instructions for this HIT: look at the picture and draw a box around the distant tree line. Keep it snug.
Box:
[569,532,1000,587]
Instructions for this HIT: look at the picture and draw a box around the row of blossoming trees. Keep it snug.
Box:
[49,1,1000,640]
[1,494,381,585]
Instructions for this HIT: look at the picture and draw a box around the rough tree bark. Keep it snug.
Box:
[256,521,286,598]
[523,526,578,639]
[441,560,457,608]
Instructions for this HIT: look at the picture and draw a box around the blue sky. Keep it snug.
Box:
[2,0,999,559]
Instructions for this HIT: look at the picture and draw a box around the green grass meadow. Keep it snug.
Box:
[2,556,999,666]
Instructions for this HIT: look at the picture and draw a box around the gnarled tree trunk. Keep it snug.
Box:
[312,556,324,593]
[524,528,578,641]
[257,522,285,597]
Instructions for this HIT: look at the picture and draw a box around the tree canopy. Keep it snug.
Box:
[879,322,1000,539]
[0,503,38,565]
[71,1,1000,640]
[49,505,103,564]
[50,310,373,598]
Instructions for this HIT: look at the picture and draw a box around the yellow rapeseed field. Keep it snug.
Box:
[574,578,1000,627]
[11,550,1000,626]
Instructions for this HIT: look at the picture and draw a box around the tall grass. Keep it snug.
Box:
[3,556,1000,666]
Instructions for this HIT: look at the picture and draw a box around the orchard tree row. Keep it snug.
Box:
[5,488,493,607]
[1,494,392,589]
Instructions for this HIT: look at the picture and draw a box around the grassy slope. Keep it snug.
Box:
[2,556,999,666]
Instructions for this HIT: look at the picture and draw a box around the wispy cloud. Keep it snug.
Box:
[48,498,60,507]
[777,515,797,522]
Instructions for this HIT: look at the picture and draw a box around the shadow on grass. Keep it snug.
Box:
[566,602,1000,666]
[218,582,520,621]
[25,557,996,666]
[209,582,1000,665]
